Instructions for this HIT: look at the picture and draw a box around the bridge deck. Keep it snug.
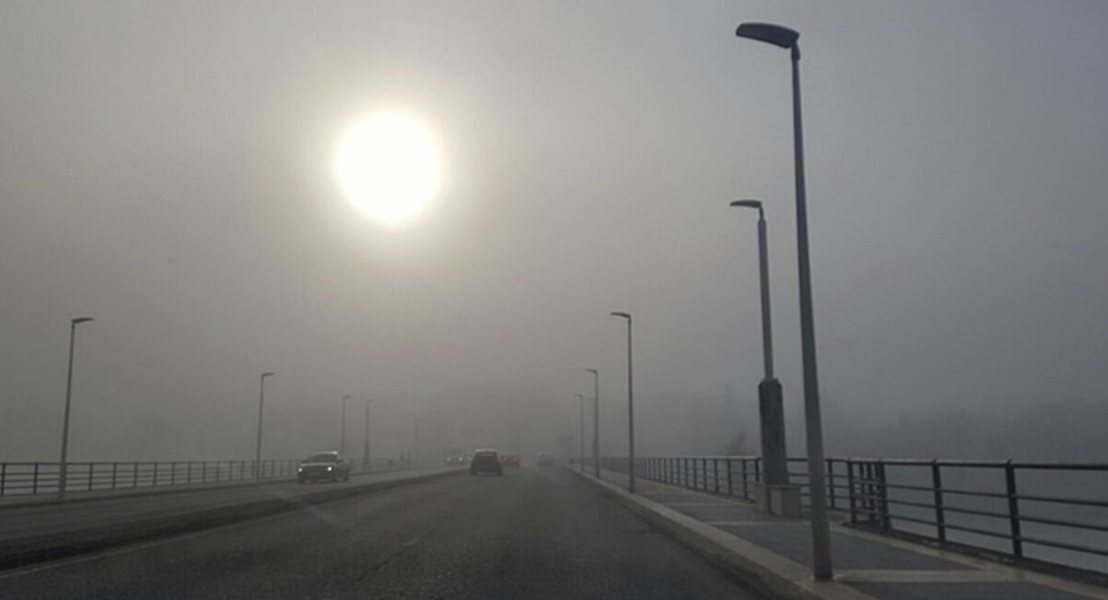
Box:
[584,467,1108,600]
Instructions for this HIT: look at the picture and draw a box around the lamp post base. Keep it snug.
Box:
[754,483,802,517]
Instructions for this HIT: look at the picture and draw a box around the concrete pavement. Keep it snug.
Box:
[578,467,1108,600]
[0,467,463,569]
[0,467,767,599]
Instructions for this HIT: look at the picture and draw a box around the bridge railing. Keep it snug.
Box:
[599,456,1108,577]
[0,460,302,496]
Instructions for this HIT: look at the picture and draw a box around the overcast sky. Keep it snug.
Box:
[2,1,1106,462]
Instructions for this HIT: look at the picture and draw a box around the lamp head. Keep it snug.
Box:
[609,311,631,320]
[736,22,799,49]
[71,317,94,325]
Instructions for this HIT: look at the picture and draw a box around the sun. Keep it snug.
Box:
[334,111,442,224]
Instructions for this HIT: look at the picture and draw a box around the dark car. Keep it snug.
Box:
[298,451,351,483]
[469,449,503,476]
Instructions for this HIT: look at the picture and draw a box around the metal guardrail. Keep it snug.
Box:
[600,455,1108,576]
[0,460,301,496]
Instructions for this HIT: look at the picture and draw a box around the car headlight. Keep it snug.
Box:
[297,467,303,472]
[326,466,333,471]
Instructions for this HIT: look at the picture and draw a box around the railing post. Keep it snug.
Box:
[862,462,874,523]
[826,459,836,508]
[847,459,857,524]
[0,463,6,496]
[742,459,749,500]
[726,458,734,496]
[754,458,761,485]
[1005,460,1023,559]
[153,462,159,487]
[132,463,139,488]
[714,458,720,493]
[877,460,890,530]
[112,462,118,489]
[33,463,40,494]
[87,463,93,491]
[931,460,946,544]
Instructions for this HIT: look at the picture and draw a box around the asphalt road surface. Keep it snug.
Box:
[0,467,765,600]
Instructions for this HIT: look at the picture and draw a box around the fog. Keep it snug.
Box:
[2,2,1107,465]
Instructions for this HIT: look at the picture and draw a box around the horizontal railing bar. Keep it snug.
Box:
[1019,535,1108,557]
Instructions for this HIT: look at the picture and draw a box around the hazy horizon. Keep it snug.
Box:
[2,1,1107,464]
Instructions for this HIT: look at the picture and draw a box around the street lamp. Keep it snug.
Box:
[364,398,374,471]
[340,395,352,455]
[574,393,585,472]
[609,311,635,493]
[737,21,832,580]
[58,316,94,499]
[586,368,600,478]
[730,199,788,490]
[255,371,275,478]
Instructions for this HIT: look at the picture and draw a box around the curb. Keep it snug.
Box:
[0,468,464,571]
[571,469,870,600]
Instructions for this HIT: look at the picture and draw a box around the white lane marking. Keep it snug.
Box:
[705,521,807,526]
[402,532,428,547]
[661,502,735,507]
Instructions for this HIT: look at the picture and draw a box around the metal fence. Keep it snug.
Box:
[600,455,1108,576]
[0,459,301,496]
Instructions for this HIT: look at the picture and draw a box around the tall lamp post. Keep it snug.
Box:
[255,371,275,479]
[574,393,585,472]
[586,368,600,478]
[364,398,373,471]
[58,316,94,499]
[730,199,788,489]
[736,21,832,580]
[340,394,351,455]
[609,311,635,493]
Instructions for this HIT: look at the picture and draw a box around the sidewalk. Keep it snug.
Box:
[577,468,1108,600]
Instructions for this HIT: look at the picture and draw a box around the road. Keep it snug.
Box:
[0,468,454,544]
[0,467,764,600]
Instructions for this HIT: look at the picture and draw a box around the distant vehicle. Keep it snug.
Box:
[445,448,468,466]
[298,451,351,484]
[470,449,504,476]
[536,452,554,467]
[500,454,521,468]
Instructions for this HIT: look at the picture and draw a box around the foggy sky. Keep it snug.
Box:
[2,1,1107,463]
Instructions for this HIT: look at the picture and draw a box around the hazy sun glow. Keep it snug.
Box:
[335,112,442,224]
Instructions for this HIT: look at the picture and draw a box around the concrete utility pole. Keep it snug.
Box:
[58,316,94,499]
[609,312,635,493]
[364,398,373,471]
[586,368,600,478]
[255,371,275,479]
[730,199,789,489]
[736,21,832,580]
[340,395,351,455]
